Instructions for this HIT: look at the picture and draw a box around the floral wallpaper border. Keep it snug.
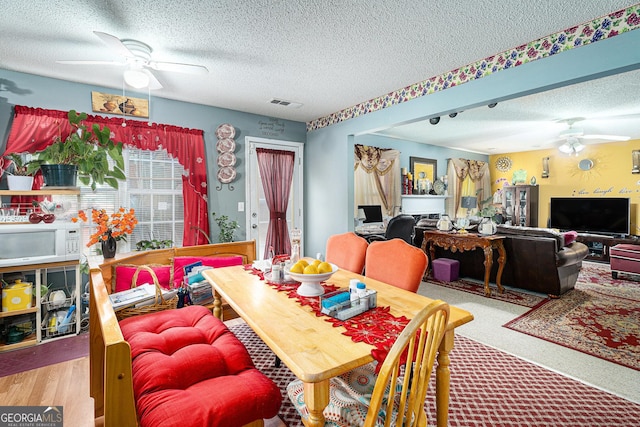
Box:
[306,4,640,132]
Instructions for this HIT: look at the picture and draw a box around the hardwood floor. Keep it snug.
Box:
[0,356,95,427]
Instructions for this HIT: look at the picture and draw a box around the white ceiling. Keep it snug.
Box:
[1,1,639,154]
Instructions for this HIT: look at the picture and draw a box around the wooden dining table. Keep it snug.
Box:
[203,265,474,427]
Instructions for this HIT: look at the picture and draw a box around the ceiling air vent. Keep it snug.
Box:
[269,98,303,108]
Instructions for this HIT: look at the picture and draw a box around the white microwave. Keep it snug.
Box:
[0,222,81,267]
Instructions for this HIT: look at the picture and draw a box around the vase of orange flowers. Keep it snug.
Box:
[72,208,137,258]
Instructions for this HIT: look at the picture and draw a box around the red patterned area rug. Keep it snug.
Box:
[425,276,546,308]
[230,322,640,426]
[504,262,640,370]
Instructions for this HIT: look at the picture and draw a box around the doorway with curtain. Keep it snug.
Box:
[245,137,303,260]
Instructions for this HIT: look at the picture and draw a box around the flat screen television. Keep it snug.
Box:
[549,197,630,236]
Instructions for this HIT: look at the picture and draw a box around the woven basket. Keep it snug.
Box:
[116,265,178,321]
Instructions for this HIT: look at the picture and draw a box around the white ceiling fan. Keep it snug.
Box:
[554,117,630,155]
[56,31,209,90]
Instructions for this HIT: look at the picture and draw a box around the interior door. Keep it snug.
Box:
[245,137,304,260]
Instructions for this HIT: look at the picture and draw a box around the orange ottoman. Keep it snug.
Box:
[610,244,640,279]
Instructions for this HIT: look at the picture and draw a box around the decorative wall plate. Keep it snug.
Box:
[217,152,237,167]
[432,179,445,195]
[215,123,236,140]
[495,156,513,172]
[217,166,237,183]
[216,138,236,153]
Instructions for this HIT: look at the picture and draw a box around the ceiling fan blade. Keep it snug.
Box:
[149,61,208,74]
[581,134,630,141]
[144,69,163,90]
[93,31,135,58]
[56,59,126,66]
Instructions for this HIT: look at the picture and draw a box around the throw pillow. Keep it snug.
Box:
[115,264,174,293]
[173,256,244,288]
[562,230,578,246]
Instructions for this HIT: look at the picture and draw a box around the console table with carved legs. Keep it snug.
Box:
[421,230,507,296]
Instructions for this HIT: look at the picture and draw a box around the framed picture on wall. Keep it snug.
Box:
[91,91,149,118]
[410,156,437,184]
[410,157,437,195]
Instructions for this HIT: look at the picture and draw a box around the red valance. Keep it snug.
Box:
[2,105,209,246]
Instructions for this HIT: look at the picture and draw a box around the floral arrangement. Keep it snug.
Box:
[72,208,138,247]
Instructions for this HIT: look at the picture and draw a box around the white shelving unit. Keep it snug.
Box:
[0,189,82,352]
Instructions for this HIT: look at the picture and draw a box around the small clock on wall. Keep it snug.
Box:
[495,156,513,172]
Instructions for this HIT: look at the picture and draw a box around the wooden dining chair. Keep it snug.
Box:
[287,299,450,426]
[365,238,428,293]
[325,232,369,274]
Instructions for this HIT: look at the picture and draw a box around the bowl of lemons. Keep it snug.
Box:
[286,259,338,297]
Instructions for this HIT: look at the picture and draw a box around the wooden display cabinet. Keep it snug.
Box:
[502,185,539,227]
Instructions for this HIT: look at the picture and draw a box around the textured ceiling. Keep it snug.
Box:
[1,1,639,153]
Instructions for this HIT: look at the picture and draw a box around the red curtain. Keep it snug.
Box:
[2,105,209,246]
[256,148,295,258]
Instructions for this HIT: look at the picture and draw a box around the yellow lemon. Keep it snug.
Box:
[297,259,309,267]
[312,259,322,267]
[318,262,333,273]
[303,264,319,275]
[290,263,304,274]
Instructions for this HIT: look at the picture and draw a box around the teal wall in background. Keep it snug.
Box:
[0,69,307,241]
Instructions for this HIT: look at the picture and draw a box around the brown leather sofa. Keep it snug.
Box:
[414,223,589,297]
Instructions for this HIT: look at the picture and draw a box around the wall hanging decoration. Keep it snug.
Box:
[632,150,640,174]
[541,157,550,178]
[495,156,512,172]
[215,123,237,190]
[91,92,149,118]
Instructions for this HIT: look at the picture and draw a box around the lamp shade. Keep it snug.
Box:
[460,196,477,209]
[357,208,366,220]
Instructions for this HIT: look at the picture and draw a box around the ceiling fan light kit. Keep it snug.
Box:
[123,69,150,88]
[558,137,585,156]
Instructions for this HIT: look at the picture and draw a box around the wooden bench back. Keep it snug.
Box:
[96,241,257,293]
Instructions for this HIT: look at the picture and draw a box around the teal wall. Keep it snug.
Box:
[0,69,307,241]
[304,29,640,256]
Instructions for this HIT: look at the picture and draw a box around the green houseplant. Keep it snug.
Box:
[27,110,126,190]
[212,212,239,243]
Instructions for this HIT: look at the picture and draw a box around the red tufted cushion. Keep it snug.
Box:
[172,256,244,288]
[120,306,282,427]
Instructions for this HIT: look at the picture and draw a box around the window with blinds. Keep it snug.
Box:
[78,147,185,255]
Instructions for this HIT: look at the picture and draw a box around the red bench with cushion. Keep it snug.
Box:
[89,241,282,427]
[120,305,282,427]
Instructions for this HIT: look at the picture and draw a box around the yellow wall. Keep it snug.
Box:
[488,139,640,234]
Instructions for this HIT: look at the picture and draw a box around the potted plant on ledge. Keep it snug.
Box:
[3,153,35,191]
[27,110,126,190]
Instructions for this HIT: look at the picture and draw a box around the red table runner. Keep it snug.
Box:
[244,265,410,365]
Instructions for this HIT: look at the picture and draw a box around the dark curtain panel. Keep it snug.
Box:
[256,147,295,258]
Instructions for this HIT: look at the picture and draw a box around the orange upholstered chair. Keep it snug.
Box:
[325,232,369,274]
[365,238,428,292]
